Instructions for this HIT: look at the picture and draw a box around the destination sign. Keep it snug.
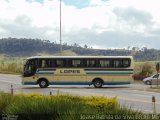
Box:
[60,70,80,73]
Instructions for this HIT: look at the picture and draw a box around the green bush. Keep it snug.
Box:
[134,62,155,79]
[0,93,159,120]
[0,93,14,115]
[0,93,117,120]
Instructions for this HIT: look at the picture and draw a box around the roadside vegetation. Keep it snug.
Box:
[0,57,24,74]
[133,61,156,80]
[0,93,159,120]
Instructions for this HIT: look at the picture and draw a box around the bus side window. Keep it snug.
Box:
[86,60,96,67]
[46,59,53,68]
[113,59,122,68]
[72,60,81,67]
[122,59,130,68]
[56,59,66,67]
[99,59,111,68]
[39,59,53,68]
[41,60,46,68]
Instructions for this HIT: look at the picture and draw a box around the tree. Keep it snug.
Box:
[84,44,88,49]
[139,62,154,77]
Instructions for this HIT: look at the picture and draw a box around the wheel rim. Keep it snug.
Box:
[41,81,46,86]
[146,81,150,85]
[95,81,101,87]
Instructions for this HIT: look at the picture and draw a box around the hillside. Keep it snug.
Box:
[0,38,160,61]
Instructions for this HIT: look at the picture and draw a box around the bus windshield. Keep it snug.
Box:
[23,59,38,77]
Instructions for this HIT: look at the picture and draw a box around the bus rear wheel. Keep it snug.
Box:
[38,79,49,88]
[93,79,103,88]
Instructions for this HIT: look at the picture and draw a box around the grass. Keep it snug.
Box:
[147,86,160,93]
[151,86,160,89]
[133,80,143,84]
[0,93,118,120]
[0,57,24,74]
[134,61,156,75]
[0,93,159,120]
[54,50,78,56]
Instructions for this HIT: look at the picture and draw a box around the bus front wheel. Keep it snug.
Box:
[93,79,103,88]
[38,79,49,88]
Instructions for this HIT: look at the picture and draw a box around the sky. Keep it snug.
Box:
[0,0,160,49]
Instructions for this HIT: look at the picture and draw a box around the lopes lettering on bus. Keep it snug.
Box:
[60,70,80,73]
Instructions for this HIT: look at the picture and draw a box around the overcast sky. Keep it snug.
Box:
[0,0,160,49]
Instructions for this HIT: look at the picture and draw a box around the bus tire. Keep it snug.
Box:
[38,78,49,88]
[93,79,103,88]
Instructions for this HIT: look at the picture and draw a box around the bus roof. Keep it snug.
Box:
[27,56,133,59]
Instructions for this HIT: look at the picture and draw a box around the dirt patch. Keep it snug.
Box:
[146,86,160,93]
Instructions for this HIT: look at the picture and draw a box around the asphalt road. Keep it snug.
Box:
[0,74,160,113]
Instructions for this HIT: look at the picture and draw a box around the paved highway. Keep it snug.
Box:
[0,74,160,113]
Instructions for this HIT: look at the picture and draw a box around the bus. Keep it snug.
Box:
[22,56,134,88]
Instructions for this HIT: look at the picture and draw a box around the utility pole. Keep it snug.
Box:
[60,0,62,55]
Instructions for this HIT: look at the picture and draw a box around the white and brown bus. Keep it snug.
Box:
[22,56,134,88]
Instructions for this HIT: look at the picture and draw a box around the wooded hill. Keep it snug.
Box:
[0,38,160,61]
